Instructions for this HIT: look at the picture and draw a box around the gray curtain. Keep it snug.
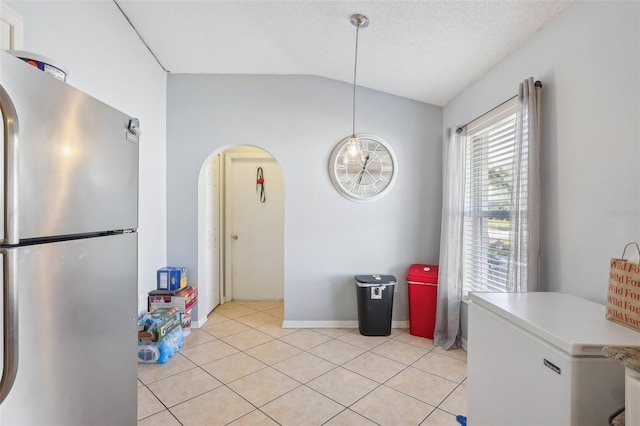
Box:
[434,128,466,350]
[506,77,541,292]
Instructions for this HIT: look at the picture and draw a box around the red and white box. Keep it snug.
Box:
[148,286,197,335]
[148,286,197,312]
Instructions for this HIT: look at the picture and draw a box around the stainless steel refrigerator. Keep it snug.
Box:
[0,51,139,425]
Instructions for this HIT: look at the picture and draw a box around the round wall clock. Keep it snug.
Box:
[328,134,398,202]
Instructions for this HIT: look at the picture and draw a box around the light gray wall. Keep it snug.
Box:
[7,1,168,314]
[444,0,640,304]
[167,74,442,321]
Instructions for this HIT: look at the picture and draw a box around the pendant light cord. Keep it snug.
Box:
[352,23,360,138]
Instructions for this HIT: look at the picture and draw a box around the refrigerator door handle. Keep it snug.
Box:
[0,84,19,245]
[0,249,18,404]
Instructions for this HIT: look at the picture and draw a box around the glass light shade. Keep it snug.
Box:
[347,136,360,157]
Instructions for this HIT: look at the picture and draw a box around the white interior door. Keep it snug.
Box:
[203,156,220,314]
[1,4,24,51]
[198,155,222,319]
[225,153,284,300]
[211,154,222,309]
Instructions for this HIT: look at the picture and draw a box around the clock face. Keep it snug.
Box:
[329,134,398,202]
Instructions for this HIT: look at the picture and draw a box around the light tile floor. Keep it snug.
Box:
[138,301,467,426]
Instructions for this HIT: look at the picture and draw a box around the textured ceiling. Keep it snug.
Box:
[116,0,572,106]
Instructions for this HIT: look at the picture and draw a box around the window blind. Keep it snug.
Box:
[463,98,519,295]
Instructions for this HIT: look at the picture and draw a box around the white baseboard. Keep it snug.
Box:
[461,336,468,351]
[392,320,409,329]
[194,316,410,331]
[282,320,409,329]
[282,320,357,329]
[192,316,207,329]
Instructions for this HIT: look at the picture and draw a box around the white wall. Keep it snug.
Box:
[7,1,168,313]
[167,74,442,323]
[444,1,640,304]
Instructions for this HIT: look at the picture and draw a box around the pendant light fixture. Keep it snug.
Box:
[347,13,369,158]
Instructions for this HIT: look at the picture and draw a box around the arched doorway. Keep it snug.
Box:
[197,145,284,318]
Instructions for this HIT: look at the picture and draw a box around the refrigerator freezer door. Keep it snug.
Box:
[0,233,138,425]
[0,51,138,240]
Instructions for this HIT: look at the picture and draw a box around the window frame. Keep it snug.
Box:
[462,98,518,297]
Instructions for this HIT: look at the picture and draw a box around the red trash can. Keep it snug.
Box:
[407,264,439,338]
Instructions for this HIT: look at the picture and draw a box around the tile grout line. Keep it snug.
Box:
[138,306,272,423]
[139,302,466,425]
[434,381,468,417]
[215,312,389,423]
[191,307,313,424]
[236,326,438,426]
[223,310,318,424]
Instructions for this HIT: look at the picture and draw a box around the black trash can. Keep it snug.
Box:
[355,275,396,336]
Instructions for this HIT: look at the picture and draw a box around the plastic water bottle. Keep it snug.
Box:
[137,344,160,364]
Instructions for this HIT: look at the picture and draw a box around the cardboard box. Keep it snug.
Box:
[182,307,193,336]
[157,267,187,291]
[138,307,182,342]
[148,286,197,312]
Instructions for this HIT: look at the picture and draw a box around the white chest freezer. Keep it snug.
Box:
[468,292,640,426]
